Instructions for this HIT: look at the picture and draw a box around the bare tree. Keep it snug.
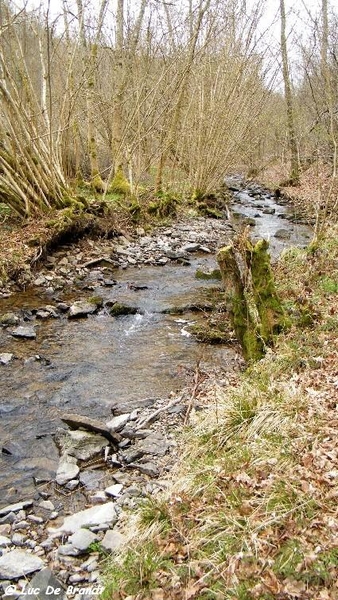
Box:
[280,0,299,184]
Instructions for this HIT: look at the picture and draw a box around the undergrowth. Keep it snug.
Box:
[102,226,338,600]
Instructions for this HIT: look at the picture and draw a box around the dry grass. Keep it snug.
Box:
[102,226,338,600]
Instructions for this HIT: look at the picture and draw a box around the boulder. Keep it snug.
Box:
[55,502,117,534]
[68,300,98,319]
[101,530,126,552]
[68,529,98,551]
[61,413,120,444]
[10,326,36,339]
[66,430,109,461]
[274,228,291,239]
[0,549,44,579]
[25,568,66,600]
[56,455,79,486]
[0,353,14,365]
[0,313,19,326]
[106,414,130,433]
[0,500,33,518]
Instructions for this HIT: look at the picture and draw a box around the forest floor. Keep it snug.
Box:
[101,225,338,599]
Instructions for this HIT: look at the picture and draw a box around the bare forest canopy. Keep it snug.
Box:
[0,0,337,217]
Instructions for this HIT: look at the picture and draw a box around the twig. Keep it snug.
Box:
[135,395,184,430]
[184,360,202,425]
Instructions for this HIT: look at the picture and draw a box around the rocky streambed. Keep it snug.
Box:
[0,180,313,599]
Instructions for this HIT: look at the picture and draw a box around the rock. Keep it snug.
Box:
[66,430,109,461]
[138,433,169,457]
[89,491,107,504]
[111,398,156,415]
[68,301,98,319]
[106,414,130,433]
[55,503,117,534]
[109,303,139,316]
[105,484,123,498]
[0,524,11,535]
[119,447,144,464]
[60,413,120,444]
[130,462,160,477]
[0,501,33,518]
[10,326,36,339]
[0,512,16,525]
[101,530,126,552]
[0,549,44,579]
[262,207,275,214]
[65,480,79,491]
[0,353,14,365]
[25,567,66,600]
[0,313,20,326]
[12,533,25,546]
[180,243,200,252]
[275,228,291,239]
[120,428,152,440]
[68,529,98,551]
[38,501,55,511]
[0,535,11,547]
[79,471,104,491]
[33,276,47,286]
[57,543,81,557]
[56,455,79,486]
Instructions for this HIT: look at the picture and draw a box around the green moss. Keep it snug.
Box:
[217,240,285,361]
[90,173,105,193]
[109,167,130,195]
[195,268,222,280]
[147,193,178,219]
[110,303,139,316]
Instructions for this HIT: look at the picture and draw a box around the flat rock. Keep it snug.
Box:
[101,530,126,552]
[61,413,120,444]
[105,484,123,498]
[56,455,79,486]
[0,549,44,579]
[106,414,130,433]
[68,528,98,551]
[26,567,66,600]
[130,462,160,477]
[138,433,169,457]
[111,398,157,416]
[0,353,14,365]
[180,243,200,252]
[56,502,117,534]
[68,300,98,319]
[0,500,33,518]
[10,326,36,339]
[67,430,109,461]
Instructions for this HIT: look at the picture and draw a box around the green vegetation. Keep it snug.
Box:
[102,226,338,600]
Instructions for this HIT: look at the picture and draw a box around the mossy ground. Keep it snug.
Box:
[101,227,338,600]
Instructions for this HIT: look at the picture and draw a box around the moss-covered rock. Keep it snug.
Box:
[195,268,222,281]
[110,303,139,316]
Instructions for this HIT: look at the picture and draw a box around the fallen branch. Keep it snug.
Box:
[135,395,184,430]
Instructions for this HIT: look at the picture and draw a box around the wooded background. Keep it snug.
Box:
[0,0,337,216]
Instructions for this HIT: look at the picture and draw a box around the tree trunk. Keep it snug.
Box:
[217,235,286,361]
[280,0,299,184]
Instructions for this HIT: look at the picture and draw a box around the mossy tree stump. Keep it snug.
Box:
[217,235,285,361]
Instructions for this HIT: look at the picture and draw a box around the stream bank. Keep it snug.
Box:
[0,180,313,598]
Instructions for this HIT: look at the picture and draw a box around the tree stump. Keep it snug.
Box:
[217,234,285,361]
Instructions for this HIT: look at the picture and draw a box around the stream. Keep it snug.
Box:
[0,179,313,507]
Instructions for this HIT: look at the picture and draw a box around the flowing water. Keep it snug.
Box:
[0,183,313,505]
